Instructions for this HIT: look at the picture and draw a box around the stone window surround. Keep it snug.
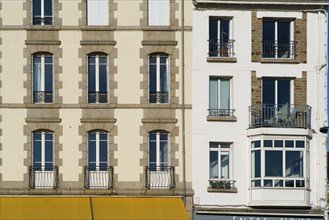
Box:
[23,0,62,28]
[23,44,63,105]
[78,0,117,28]
[140,46,179,105]
[251,11,307,64]
[23,121,63,189]
[78,121,118,189]
[140,0,179,28]
[251,71,307,107]
[139,121,180,189]
[78,45,117,105]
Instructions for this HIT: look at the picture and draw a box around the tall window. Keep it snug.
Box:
[209,142,231,180]
[87,0,109,25]
[148,0,169,26]
[88,54,108,103]
[32,53,53,103]
[262,19,294,58]
[88,131,108,171]
[32,0,52,25]
[149,131,169,170]
[149,54,169,104]
[33,131,53,171]
[209,77,232,116]
[251,139,308,188]
[262,79,292,122]
[209,17,234,57]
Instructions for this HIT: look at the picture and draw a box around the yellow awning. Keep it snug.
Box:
[0,197,189,220]
[0,197,91,220]
[92,197,189,220]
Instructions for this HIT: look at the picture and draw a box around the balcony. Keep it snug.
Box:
[208,40,236,62]
[262,41,296,60]
[207,109,236,122]
[33,91,53,103]
[84,166,113,189]
[149,92,169,104]
[29,166,59,189]
[249,104,311,129]
[145,166,175,189]
[88,92,108,103]
[208,179,237,193]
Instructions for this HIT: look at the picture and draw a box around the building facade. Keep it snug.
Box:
[0,0,193,219]
[192,0,328,219]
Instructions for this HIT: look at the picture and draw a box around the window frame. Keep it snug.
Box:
[87,131,109,171]
[32,0,53,25]
[147,0,170,26]
[262,18,295,59]
[32,53,54,104]
[32,130,54,171]
[251,137,309,189]
[209,142,232,181]
[209,76,233,117]
[148,131,170,170]
[87,53,109,104]
[148,53,170,104]
[208,16,234,58]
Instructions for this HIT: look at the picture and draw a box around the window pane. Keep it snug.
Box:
[296,141,305,148]
[209,18,218,40]
[286,151,303,177]
[33,138,42,167]
[160,141,168,165]
[251,150,261,178]
[209,151,218,178]
[209,78,218,110]
[88,139,96,167]
[264,179,272,187]
[45,139,53,164]
[265,151,282,177]
[88,58,96,92]
[220,19,229,43]
[285,140,294,148]
[220,151,229,179]
[149,136,157,169]
[148,0,169,26]
[210,143,218,148]
[220,79,230,111]
[99,62,107,93]
[278,80,290,106]
[251,140,261,148]
[33,56,42,92]
[264,140,272,148]
[274,140,283,148]
[160,62,168,93]
[262,80,275,105]
[87,0,109,25]
[45,61,53,93]
[278,21,290,43]
[99,140,107,163]
[44,0,52,16]
[263,21,275,42]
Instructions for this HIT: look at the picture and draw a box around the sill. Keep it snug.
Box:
[207,57,237,63]
[142,26,177,31]
[260,58,299,64]
[80,26,116,31]
[207,187,238,193]
[207,115,237,122]
[26,26,60,31]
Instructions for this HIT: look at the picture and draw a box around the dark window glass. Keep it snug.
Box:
[265,151,282,176]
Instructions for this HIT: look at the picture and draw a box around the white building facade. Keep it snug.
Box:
[192,0,328,219]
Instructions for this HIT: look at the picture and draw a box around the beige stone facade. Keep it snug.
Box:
[0,0,193,217]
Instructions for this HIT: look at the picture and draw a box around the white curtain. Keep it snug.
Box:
[87,0,109,25]
[148,0,169,26]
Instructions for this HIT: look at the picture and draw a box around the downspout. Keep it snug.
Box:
[181,0,187,207]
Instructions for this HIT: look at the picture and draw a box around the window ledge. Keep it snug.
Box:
[260,58,299,64]
[26,26,61,31]
[207,187,238,193]
[207,57,237,63]
[207,115,237,122]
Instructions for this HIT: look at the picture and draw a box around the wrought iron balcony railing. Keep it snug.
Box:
[149,92,169,104]
[29,166,59,189]
[208,109,235,117]
[208,39,235,58]
[33,91,53,103]
[262,41,296,59]
[249,104,311,129]
[209,179,236,189]
[88,92,108,103]
[145,166,175,189]
[33,16,53,25]
[84,166,113,189]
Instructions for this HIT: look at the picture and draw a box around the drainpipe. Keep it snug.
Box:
[181,0,187,207]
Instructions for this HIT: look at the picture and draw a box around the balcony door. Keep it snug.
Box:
[32,130,54,189]
[148,131,172,189]
[262,79,291,123]
[209,17,232,57]
[87,131,108,189]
